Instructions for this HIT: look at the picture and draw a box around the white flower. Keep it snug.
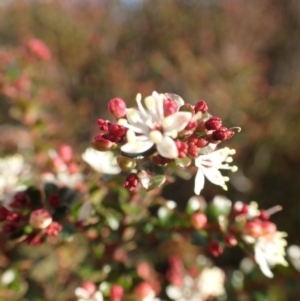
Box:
[82,148,121,174]
[0,154,29,206]
[196,267,225,299]
[254,231,288,278]
[42,170,83,189]
[194,147,238,195]
[120,92,192,159]
[75,287,103,301]
[166,275,203,301]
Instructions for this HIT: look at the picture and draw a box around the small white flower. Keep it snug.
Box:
[42,170,83,189]
[196,267,225,299]
[166,275,203,301]
[194,147,238,195]
[120,92,192,159]
[82,148,121,175]
[0,154,29,207]
[75,287,103,301]
[254,231,288,278]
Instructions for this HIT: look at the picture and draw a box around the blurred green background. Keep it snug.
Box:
[0,0,300,299]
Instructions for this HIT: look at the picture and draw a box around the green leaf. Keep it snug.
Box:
[148,174,166,190]
[191,230,208,246]
[26,187,43,209]
[175,156,192,168]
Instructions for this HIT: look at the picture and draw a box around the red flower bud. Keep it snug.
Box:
[91,134,116,151]
[46,222,62,237]
[225,234,238,247]
[108,98,127,119]
[244,220,262,238]
[205,116,222,130]
[82,281,97,296]
[27,38,51,61]
[194,100,208,113]
[208,240,223,257]
[58,144,73,162]
[164,99,178,116]
[191,212,207,229]
[261,221,277,235]
[110,284,124,301]
[0,206,9,221]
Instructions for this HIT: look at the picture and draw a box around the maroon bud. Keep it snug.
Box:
[48,194,60,207]
[109,123,126,138]
[205,116,222,130]
[152,155,173,166]
[2,223,16,234]
[6,212,21,222]
[110,284,124,301]
[108,97,127,119]
[185,120,197,131]
[91,133,116,151]
[208,240,223,257]
[123,174,139,192]
[10,192,30,208]
[194,100,208,113]
[0,206,9,221]
[96,119,111,132]
[225,130,235,140]
[212,127,228,141]
[175,140,188,158]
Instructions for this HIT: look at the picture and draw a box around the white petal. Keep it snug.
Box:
[163,112,192,133]
[125,108,148,133]
[94,291,104,301]
[121,140,154,154]
[156,136,178,159]
[201,166,226,187]
[166,285,182,299]
[254,244,274,278]
[75,288,90,299]
[194,169,205,195]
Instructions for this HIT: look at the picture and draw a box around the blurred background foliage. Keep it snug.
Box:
[0,0,300,300]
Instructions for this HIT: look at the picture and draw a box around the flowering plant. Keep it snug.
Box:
[0,38,292,301]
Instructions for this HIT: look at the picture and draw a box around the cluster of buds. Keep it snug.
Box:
[91,92,239,191]
[188,195,287,278]
[0,190,62,245]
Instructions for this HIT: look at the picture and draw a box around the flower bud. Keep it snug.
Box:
[58,144,73,162]
[91,134,116,151]
[244,221,262,238]
[117,155,136,171]
[29,209,52,229]
[261,221,277,235]
[0,206,9,222]
[110,284,124,301]
[179,103,195,114]
[191,212,207,229]
[225,234,238,247]
[208,240,223,257]
[134,282,153,299]
[81,281,97,296]
[46,222,62,236]
[27,38,51,61]
[108,98,127,119]
[164,99,178,116]
[194,100,208,113]
[205,116,222,130]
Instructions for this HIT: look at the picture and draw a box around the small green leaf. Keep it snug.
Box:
[191,230,208,246]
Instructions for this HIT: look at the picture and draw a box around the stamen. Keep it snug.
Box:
[126,130,136,143]
[149,130,163,143]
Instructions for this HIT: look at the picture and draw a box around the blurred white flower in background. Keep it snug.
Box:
[254,231,288,278]
[0,154,29,207]
[82,148,121,175]
[166,266,225,301]
[75,285,103,301]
